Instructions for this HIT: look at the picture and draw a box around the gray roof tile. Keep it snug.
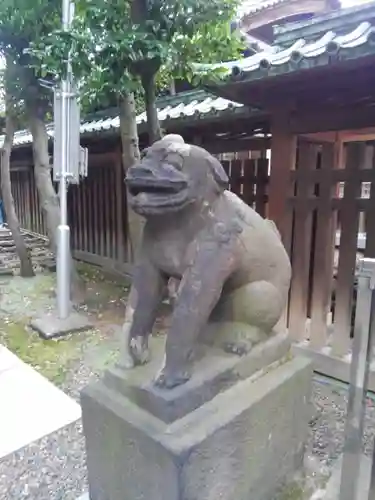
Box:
[0,92,244,148]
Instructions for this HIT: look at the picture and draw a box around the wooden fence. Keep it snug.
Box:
[10,151,128,269]
[290,140,375,387]
[218,149,269,217]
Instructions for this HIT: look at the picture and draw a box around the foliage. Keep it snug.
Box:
[29,0,244,111]
[0,0,62,123]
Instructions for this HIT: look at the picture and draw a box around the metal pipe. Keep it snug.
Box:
[56,0,73,319]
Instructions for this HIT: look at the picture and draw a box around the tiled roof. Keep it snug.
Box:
[195,21,375,83]
[0,90,246,148]
[274,2,375,45]
[237,0,289,19]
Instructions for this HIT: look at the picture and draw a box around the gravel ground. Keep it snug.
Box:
[0,271,374,499]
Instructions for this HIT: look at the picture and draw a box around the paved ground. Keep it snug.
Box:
[0,345,80,459]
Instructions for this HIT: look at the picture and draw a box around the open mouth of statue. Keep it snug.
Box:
[127,179,191,214]
[128,179,186,197]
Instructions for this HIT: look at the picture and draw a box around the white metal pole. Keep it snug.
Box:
[56,0,73,319]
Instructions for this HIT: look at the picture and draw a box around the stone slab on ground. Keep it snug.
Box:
[81,351,312,500]
[0,344,81,459]
[30,311,93,339]
[324,453,371,500]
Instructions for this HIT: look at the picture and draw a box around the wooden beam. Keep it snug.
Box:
[73,250,133,278]
[290,104,375,134]
[301,128,375,143]
[88,151,118,167]
[204,137,271,154]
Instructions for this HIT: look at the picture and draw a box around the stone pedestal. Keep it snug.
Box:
[81,332,312,500]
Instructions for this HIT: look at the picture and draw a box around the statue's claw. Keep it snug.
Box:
[223,340,253,356]
[130,336,151,365]
[154,367,191,389]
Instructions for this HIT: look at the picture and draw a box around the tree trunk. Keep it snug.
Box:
[119,92,144,262]
[25,96,84,299]
[1,100,34,277]
[141,72,162,144]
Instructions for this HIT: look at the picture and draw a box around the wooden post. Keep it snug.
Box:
[309,141,339,349]
[332,142,365,357]
[288,140,317,342]
[268,116,297,251]
[268,116,297,330]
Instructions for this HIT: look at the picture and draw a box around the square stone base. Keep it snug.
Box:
[30,311,92,339]
[81,350,312,500]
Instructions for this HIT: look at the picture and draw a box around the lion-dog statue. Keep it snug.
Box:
[121,134,291,389]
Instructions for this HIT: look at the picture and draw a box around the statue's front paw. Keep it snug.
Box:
[154,367,191,389]
[130,337,151,365]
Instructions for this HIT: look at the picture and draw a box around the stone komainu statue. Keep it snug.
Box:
[122,134,291,389]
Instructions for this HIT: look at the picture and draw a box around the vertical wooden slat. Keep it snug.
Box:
[21,172,27,227]
[29,174,34,230]
[24,170,31,230]
[87,171,94,254]
[30,171,37,232]
[221,160,230,179]
[116,152,126,262]
[268,118,297,243]
[108,164,116,258]
[309,141,339,349]
[81,177,89,253]
[332,142,365,357]
[103,167,110,257]
[75,185,81,250]
[94,168,101,255]
[97,167,104,257]
[77,183,83,251]
[242,159,255,207]
[71,186,79,250]
[229,159,242,197]
[107,166,114,258]
[255,158,268,217]
[288,141,317,341]
[106,167,112,258]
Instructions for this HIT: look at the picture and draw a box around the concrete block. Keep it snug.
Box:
[30,311,92,339]
[81,352,313,500]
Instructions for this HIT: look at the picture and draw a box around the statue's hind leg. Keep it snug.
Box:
[205,281,287,355]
